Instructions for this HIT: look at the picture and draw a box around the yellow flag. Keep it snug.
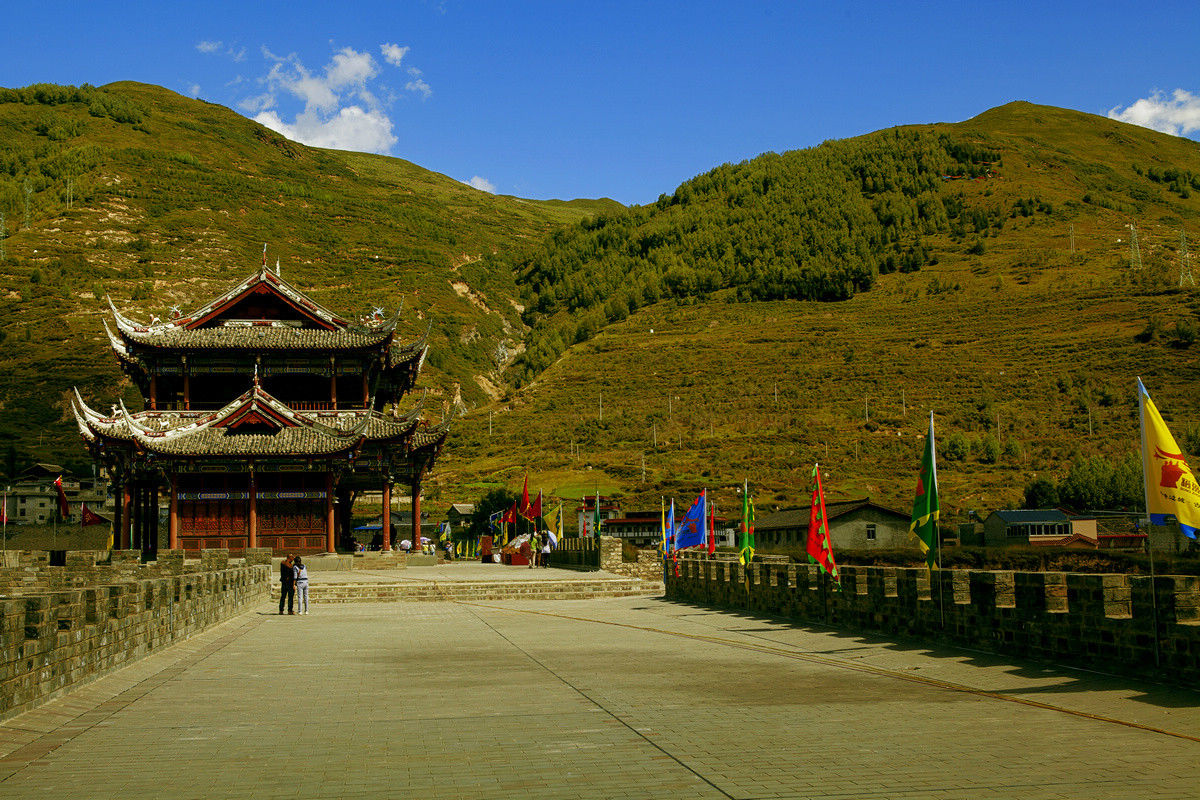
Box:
[1140,379,1200,538]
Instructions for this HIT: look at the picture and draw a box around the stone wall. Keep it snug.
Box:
[0,549,270,721]
[666,552,1200,683]
[599,536,666,582]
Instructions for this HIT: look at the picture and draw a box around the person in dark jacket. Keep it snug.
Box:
[279,554,295,615]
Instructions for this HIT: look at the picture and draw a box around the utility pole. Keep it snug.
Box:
[864,396,869,422]
[1128,223,1143,270]
[0,212,5,261]
[488,412,493,435]
[23,179,31,230]
[641,453,646,483]
[668,395,673,421]
[1069,223,1075,256]
[652,421,657,447]
[901,389,906,416]
[1180,230,1195,287]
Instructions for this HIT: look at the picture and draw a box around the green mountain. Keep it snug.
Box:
[0,81,618,476]
[4,84,1200,528]
[451,102,1200,521]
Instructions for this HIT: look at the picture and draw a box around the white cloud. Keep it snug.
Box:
[255,107,397,153]
[232,43,431,155]
[381,43,409,67]
[405,66,432,100]
[198,40,245,62]
[466,176,496,193]
[189,83,201,97]
[1108,89,1200,137]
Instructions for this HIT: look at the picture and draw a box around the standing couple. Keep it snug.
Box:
[279,554,310,615]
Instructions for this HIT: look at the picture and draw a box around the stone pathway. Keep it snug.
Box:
[1,594,1198,799]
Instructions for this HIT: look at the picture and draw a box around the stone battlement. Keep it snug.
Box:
[666,553,1200,683]
[1,548,270,721]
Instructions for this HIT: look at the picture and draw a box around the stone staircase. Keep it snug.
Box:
[271,577,663,603]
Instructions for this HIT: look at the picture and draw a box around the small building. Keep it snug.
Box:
[983,509,1083,547]
[446,503,476,528]
[755,499,912,551]
[576,495,621,537]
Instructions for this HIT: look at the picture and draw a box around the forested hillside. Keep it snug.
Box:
[505,103,1200,387]
[0,82,616,476]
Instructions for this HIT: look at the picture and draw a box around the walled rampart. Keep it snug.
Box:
[666,552,1200,683]
[1,548,270,721]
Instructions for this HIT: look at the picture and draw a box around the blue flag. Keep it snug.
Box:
[674,490,707,550]
[666,500,677,552]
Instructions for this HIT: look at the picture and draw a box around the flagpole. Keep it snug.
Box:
[1137,378,1161,668]
[930,412,946,631]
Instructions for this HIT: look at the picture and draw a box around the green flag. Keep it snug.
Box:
[592,489,602,538]
[738,479,756,566]
[910,412,940,569]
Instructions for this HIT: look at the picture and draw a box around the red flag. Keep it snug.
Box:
[1,492,7,525]
[81,502,106,527]
[519,475,532,519]
[54,475,70,518]
[806,464,841,589]
[528,490,543,522]
[501,500,519,525]
[707,501,716,555]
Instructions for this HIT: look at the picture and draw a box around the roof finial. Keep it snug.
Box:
[261,242,267,269]
[275,258,281,277]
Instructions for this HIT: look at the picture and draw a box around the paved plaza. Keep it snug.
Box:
[2,571,1199,799]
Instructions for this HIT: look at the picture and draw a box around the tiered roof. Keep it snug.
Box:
[106,264,427,365]
[71,382,448,459]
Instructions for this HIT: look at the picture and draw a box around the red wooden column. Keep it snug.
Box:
[168,476,178,550]
[325,472,336,553]
[149,375,157,410]
[411,474,422,553]
[121,483,132,550]
[247,471,258,549]
[381,479,392,551]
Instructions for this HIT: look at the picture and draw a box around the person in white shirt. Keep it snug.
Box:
[293,556,310,615]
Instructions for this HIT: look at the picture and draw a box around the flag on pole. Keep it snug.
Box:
[738,480,756,565]
[660,497,667,553]
[1139,379,1200,538]
[528,490,543,522]
[910,412,941,569]
[700,496,710,554]
[675,491,707,549]
[1,491,7,526]
[81,503,106,527]
[667,499,676,552]
[592,489,602,538]
[807,464,841,589]
[54,475,70,519]
[519,475,532,519]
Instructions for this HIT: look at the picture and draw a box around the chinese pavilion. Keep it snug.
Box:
[71,261,450,557]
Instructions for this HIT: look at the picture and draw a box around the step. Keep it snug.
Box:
[271,579,663,603]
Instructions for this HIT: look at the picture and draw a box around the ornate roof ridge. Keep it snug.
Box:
[177,265,348,330]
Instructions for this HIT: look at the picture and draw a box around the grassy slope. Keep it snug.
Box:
[440,103,1200,522]
[0,82,617,472]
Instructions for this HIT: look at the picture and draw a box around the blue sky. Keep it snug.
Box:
[4,1,1200,205]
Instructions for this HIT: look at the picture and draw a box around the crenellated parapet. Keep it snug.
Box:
[667,552,1200,683]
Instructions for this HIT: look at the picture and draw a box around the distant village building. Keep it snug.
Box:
[3,463,107,526]
[446,503,476,529]
[576,495,620,537]
[71,262,450,556]
[755,498,912,551]
[982,509,1099,548]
